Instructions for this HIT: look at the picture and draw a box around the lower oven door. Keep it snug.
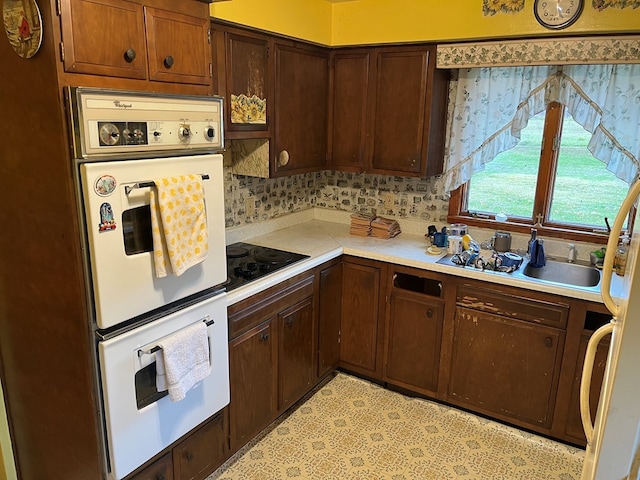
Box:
[98,292,229,480]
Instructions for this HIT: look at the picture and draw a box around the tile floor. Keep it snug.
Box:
[208,372,584,480]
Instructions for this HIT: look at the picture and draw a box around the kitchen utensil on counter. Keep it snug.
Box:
[491,231,512,252]
[448,235,463,255]
[449,223,468,237]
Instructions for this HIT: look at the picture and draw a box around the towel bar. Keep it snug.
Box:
[125,174,210,195]
[137,316,214,358]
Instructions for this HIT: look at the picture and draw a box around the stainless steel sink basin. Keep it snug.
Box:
[522,260,601,287]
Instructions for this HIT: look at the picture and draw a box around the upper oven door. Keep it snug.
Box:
[80,153,226,329]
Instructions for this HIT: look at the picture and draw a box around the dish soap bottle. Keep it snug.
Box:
[615,235,630,276]
[527,228,538,257]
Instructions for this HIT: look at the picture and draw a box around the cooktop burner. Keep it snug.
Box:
[224,242,309,292]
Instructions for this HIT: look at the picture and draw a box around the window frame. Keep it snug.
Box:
[447,101,631,245]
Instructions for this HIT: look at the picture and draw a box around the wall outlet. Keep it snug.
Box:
[383,193,394,210]
[245,197,255,217]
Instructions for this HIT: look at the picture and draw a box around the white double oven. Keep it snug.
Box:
[67,87,230,479]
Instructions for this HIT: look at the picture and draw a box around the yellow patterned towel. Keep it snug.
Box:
[150,174,208,278]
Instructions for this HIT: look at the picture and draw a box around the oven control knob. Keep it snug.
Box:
[178,125,191,142]
[204,126,216,141]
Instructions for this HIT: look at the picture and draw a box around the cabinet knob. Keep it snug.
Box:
[545,337,553,348]
[409,159,417,167]
[124,48,136,62]
[164,55,174,69]
[285,318,294,328]
[260,332,269,342]
[426,309,433,318]
[186,452,194,462]
[156,475,166,480]
[278,150,290,167]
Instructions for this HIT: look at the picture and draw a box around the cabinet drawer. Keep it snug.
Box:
[128,452,173,480]
[173,412,226,480]
[228,274,314,339]
[457,284,569,329]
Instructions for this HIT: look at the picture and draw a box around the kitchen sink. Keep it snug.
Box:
[522,260,601,288]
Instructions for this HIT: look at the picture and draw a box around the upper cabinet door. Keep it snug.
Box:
[225,30,270,136]
[60,0,147,79]
[145,7,212,85]
[329,51,370,172]
[369,48,430,176]
[273,42,329,176]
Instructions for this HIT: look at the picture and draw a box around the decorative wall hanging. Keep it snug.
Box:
[2,0,42,58]
[593,0,640,11]
[230,94,267,124]
[483,0,525,16]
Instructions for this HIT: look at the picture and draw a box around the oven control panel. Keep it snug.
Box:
[68,87,224,159]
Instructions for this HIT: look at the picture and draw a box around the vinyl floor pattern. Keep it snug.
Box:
[208,372,584,480]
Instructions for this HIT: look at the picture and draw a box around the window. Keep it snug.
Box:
[449,102,631,242]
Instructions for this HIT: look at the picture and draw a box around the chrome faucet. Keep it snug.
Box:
[567,243,577,263]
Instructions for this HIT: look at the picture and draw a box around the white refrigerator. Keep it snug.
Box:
[580,179,640,480]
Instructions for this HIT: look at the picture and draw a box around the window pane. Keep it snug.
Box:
[549,110,628,228]
[467,112,544,218]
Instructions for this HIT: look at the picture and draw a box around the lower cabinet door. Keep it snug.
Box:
[229,320,277,452]
[278,296,315,411]
[448,306,565,430]
[173,412,226,480]
[385,291,443,394]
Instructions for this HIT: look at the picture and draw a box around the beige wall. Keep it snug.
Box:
[211,0,640,46]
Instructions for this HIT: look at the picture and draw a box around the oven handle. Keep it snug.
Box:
[125,174,210,195]
[137,316,214,358]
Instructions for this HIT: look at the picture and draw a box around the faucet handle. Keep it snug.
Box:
[568,243,577,262]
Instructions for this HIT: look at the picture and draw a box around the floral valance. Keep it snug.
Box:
[441,64,640,195]
[437,36,640,68]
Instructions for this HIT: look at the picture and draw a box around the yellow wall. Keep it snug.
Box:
[210,0,640,46]
[210,0,332,44]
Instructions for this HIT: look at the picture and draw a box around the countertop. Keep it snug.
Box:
[225,217,622,307]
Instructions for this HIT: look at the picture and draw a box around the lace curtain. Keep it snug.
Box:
[441,64,640,194]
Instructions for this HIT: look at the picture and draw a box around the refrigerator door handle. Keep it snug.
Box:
[601,179,640,316]
[580,321,614,445]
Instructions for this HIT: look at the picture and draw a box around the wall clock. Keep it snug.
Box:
[534,0,584,29]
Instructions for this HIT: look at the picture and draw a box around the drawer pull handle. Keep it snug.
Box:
[260,332,269,341]
[124,48,136,62]
[544,337,553,348]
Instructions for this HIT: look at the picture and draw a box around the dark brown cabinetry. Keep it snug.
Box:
[564,305,611,444]
[60,0,212,86]
[227,273,316,453]
[317,260,343,378]
[273,42,329,176]
[219,27,270,137]
[278,297,315,411]
[127,411,227,480]
[339,257,387,380]
[448,285,568,432]
[384,268,445,396]
[329,46,449,176]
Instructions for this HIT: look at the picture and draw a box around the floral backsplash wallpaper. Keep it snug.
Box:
[223,167,450,228]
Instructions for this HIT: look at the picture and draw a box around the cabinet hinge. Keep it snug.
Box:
[337,330,341,344]
[59,42,65,62]
[552,135,559,152]
[56,0,61,16]
[209,63,213,78]
[208,28,211,45]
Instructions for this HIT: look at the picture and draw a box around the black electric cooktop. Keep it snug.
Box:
[222,242,310,292]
